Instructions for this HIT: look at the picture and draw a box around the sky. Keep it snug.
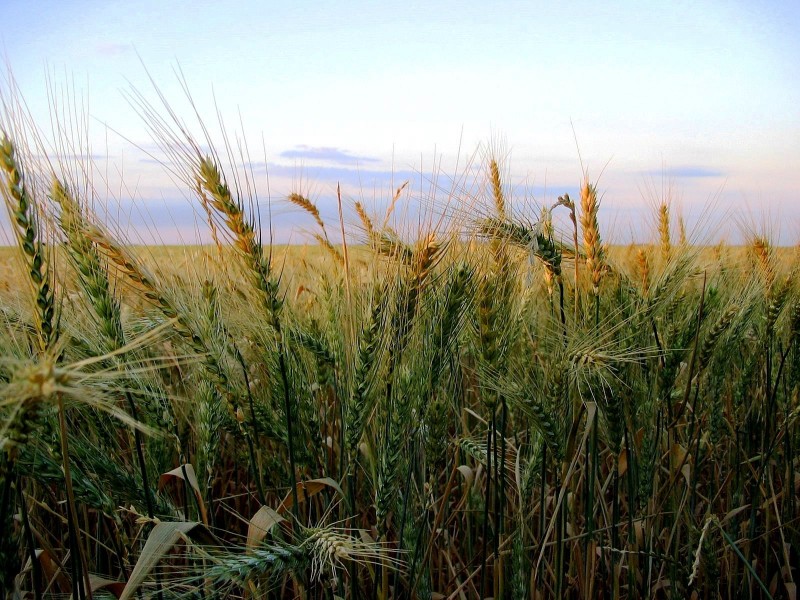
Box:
[1,0,799,244]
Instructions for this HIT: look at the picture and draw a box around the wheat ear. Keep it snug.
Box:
[288,192,326,232]
[489,159,507,219]
[0,136,56,352]
[658,202,671,263]
[580,179,604,296]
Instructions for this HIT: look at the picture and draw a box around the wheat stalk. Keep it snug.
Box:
[354,201,375,237]
[489,159,506,219]
[312,233,345,266]
[288,192,326,232]
[637,248,651,296]
[658,202,671,263]
[580,179,604,296]
[0,136,56,352]
[197,157,282,327]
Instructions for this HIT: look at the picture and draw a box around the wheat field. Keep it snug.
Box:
[0,94,799,600]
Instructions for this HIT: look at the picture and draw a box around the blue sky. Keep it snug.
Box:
[1,0,799,243]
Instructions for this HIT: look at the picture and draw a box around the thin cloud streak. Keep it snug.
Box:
[267,163,420,188]
[642,166,725,178]
[95,42,132,56]
[279,145,380,165]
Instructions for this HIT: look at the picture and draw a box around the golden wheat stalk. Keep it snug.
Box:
[288,192,326,232]
[751,235,775,291]
[312,233,345,266]
[580,179,604,295]
[636,248,651,296]
[381,180,408,230]
[658,202,671,263]
[354,201,376,237]
[489,159,506,219]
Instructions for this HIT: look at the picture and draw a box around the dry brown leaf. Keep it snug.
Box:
[681,463,692,486]
[89,575,126,598]
[36,549,70,594]
[456,465,474,487]
[246,506,285,550]
[618,450,628,478]
[159,463,208,525]
[785,581,796,600]
[721,504,750,525]
[278,477,344,513]
[119,521,215,600]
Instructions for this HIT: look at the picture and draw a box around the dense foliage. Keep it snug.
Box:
[0,98,798,599]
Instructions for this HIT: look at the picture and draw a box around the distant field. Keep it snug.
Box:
[2,242,797,305]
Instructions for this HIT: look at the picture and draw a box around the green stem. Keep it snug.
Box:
[234,347,267,506]
[718,522,774,599]
[479,409,494,598]
[276,341,300,518]
[498,397,508,597]
[18,485,42,600]
[57,395,92,600]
